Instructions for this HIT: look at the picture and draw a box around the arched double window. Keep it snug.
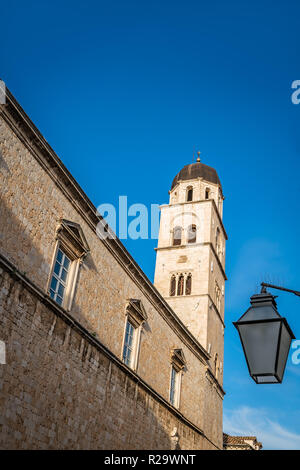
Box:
[172,226,182,246]
[186,186,193,202]
[187,224,197,244]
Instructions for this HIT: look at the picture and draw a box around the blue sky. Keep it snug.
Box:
[1,0,300,449]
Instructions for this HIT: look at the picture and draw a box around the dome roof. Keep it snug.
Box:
[171,161,222,190]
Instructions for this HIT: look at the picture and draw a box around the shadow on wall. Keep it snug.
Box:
[0,195,189,450]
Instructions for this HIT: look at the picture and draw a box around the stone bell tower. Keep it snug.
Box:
[154,153,227,379]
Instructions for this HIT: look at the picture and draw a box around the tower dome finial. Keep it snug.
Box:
[196,151,201,163]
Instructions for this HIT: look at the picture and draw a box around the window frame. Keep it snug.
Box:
[169,349,186,409]
[172,226,182,246]
[170,274,176,296]
[177,274,185,296]
[49,245,72,306]
[186,186,193,202]
[169,365,181,407]
[185,273,192,295]
[169,272,193,297]
[187,224,197,244]
[47,219,89,311]
[48,241,81,310]
[121,299,147,371]
[122,318,139,368]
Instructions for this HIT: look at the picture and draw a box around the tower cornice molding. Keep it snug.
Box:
[155,242,227,281]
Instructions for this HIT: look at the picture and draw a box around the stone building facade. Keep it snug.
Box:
[0,87,225,450]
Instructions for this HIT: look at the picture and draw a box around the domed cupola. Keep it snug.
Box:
[171,154,222,190]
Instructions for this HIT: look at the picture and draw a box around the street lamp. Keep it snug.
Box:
[233,283,298,384]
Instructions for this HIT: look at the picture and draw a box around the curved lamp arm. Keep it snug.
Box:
[261,282,300,298]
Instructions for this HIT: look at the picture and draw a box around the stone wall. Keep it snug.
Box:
[0,264,216,450]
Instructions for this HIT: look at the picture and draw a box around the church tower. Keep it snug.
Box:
[154,153,227,378]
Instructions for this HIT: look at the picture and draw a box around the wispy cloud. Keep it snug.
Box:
[224,406,300,450]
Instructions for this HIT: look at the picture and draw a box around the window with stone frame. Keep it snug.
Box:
[185,274,192,295]
[122,299,147,371]
[172,226,182,246]
[122,319,137,367]
[170,366,179,406]
[48,219,89,310]
[170,273,192,297]
[49,248,71,306]
[187,224,197,244]
[169,349,186,408]
[186,186,193,202]
[170,275,176,296]
[177,274,184,296]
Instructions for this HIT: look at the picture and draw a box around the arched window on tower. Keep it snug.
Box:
[170,275,176,296]
[185,274,192,295]
[187,224,197,244]
[186,186,193,202]
[205,188,210,199]
[177,274,184,296]
[172,226,182,246]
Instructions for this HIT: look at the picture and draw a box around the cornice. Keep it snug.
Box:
[0,87,210,365]
[155,241,227,280]
[170,176,224,199]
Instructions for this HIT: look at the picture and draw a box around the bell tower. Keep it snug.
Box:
[154,153,227,380]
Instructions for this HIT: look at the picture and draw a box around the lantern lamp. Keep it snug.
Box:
[234,288,295,384]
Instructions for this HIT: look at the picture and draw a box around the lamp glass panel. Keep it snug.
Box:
[238,321,281,376]
[255,375,279,384]
[276,323,293,382]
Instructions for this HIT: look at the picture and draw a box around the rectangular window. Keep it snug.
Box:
[170,366,179,406]
[49,248,71,306]
[122,320,136,367]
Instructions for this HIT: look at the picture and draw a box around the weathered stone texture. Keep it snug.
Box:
[0,268,216,450]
